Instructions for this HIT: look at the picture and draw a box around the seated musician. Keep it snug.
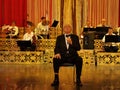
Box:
[97,18,109,27]
[35,16,49,39]
[84,20,93,28]
[96,19,110,39]
[102,27,119,52]
[80,20,93,38]
[6,21,19,38]
[2,24,10,31]
[22,22,37,51]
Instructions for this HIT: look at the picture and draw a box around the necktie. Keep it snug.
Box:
[65,35,71,49]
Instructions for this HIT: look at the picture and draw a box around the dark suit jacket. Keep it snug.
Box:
[54,34,81,58]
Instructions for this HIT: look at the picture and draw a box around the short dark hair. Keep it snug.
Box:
[108,27,113,29]
[26,21,34,26]
[41,16,46,20]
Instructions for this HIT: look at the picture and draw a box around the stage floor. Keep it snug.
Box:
[0,64,120,90]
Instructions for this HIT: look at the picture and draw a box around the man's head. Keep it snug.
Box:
[108,27,113,35]
[101,18,106,25]
[63,25,72,34]
[26,21,33,34]
[41,17,46,22]
[26,21,33,27]
[26,25,32,34]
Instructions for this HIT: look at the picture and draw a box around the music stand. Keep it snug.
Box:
[17,40,32,51]
[51,20,59,27]
[83,28,95,32]
[95,27,110,39]
[105,35,118,43]
[96,27,109,33]
[118,36,120,42]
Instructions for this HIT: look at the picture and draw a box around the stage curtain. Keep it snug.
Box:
[86,0,119,28]
[52,0,61,27]
[63,0,73,27]
[75,0,83,35]
[0,0,2,26]
[0,0,27,27]
[62,0,83,35]
[27,0,52,26]
[119,1,120,27]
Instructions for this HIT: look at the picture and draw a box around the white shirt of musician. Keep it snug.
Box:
[23,32,34,42]
[35,22,49,35]
[8,26,19,36]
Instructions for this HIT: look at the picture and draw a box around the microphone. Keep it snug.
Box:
[66,35,71,45]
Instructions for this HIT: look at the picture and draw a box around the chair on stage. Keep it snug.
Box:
[60,63,76,84]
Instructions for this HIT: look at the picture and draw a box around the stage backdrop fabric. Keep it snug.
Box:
[0,0,27,27]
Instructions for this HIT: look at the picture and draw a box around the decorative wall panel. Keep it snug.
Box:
[94,39,104,50]
[97,52,120,65]
[1,39,120,65]
[0,51,43,64]
[78,50,95,65]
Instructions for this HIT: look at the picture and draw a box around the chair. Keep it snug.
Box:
[60,63,76,83]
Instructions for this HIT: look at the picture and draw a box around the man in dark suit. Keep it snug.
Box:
[51,24,83,86]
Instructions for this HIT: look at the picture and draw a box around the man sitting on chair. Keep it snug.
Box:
[51,24,83,86]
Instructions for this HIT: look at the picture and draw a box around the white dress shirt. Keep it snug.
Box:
[23,32,34,42]
[35,22,49,35]
[65,34,71,49]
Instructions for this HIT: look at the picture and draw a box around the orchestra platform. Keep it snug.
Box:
[0,38,120,65]
[0,27,120,65]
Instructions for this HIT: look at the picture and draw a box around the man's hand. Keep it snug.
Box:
[54,53,61,59]
[66,37,72,45]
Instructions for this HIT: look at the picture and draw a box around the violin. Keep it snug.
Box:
[32,34,37,46]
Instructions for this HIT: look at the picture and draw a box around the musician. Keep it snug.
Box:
[97,18,109,27]
[51,25,83,86]
[2,24,10,31]
[84,20,93,28]
[22,22,37,51]
[102,27,118,52]
[35,16,49,39]
[80,20,93,38]
[7,21,19,38]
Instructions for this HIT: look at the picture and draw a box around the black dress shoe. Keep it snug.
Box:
[76,82,83,86]
[51,80,59,86]
[76,79,83,86]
